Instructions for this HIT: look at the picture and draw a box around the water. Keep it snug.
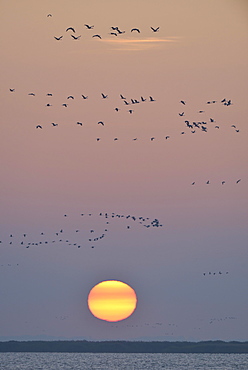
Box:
[0,353,247,370]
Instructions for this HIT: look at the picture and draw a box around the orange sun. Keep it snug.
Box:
[87,280,137,322]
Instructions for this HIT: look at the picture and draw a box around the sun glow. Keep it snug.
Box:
[88,280,137,322]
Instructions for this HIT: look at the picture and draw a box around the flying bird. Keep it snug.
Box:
[120,94,126,99]
[71,35,81,40]
[180,100,186,105]
[51,122,58,126]
[47,14,52,17]
[98,121,104,126]
[141,96,146,102]
[101,93,108,99]
[66,27,76,33]
[84,24,94,29]
[28,93,35,96]
[77,122,83,126]
[149,96,155,102]
[222,181,226,185]
[46,103,52,107]
[110,32,118,36]
[47,93,53,96]
[81,95,88,99]
[92,34,102,39]
[116,28,125,34]
[9,88,15,92]
[150,137,155,141]
[179,112,184,116]
[131,28,140,33]
[236,179,241,183]
[62,103,68,107]
[36,125,42,129]
[151,26,159,32]
[165,136,170,140]
[67,96,74,99]
[54,36,63,40]
[128,109,133,114]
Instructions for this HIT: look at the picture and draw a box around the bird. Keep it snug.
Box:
[133,138,138,141]
[67,96,74,99]
[66,27,76,33]
[46,93,53,96]
[28,93,35,96]
[109,32,118,36]
[115,108,119,112]
[114,138,118,141]
[231,125,236,128]
[36,125,42,129]
[120,94,126,99]
[131,28,140,33]
[236,179,241,183]
[150,137,155,141]
[9,88,15,92]
[198,110,204,113]
[141,96,146,102]
[96,138,100,141]
[215,126,220,129]
[81,95,88,99]
[84,24,94,29]
[210,118,215,122]
[77,122,83,126]
[98,121,104,126]
[165,136,170,140]
[149,96,155,102]
[71,35,81,40]
[92,34,102,39]
[116,28,125,34]
[62,103,68,107]
[191,182,195,185]
[128,109,133,114]
[51,122,58,126]
[124,100,129,105]
[101,93,108,99]
[206,180,210,184]
[151,26,159,32]
[222,181,226,185]
[46,103,52,107]
[47,14,52,17]
[180,100,186,105]
[179,112,184,116]
[54,36,63,40]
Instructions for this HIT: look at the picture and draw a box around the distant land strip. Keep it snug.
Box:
[0,341,248,353]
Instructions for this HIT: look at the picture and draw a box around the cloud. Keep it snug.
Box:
[103,37,180,51]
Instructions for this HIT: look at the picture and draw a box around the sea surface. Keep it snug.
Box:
[0,353,248,370]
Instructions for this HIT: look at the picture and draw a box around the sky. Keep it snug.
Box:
[0,0,247,342]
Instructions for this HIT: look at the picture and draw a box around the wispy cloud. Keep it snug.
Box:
[103,37,180,51]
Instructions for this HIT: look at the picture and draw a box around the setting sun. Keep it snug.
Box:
[88,280,137,322]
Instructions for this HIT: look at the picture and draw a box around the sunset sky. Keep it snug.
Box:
[0,0,247,341]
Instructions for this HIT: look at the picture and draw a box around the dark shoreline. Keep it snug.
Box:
[0,340,248,353]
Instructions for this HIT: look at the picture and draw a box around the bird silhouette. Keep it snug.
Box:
[67,95,74,99]
[120,94,126,99]
[77,122,83,126]
[131,28,140,33]
[109,32,118,36]
[92,34,102,39]
[62,103,68,107]
[46,93,53,96]
[84,24,94,29]
[81,95,88,99]
[116,28,125,34]
[128,109,133,114]
[141,96,146,102]
[28,93,35,96]
[36,125,42,129]
[150,137,155,141]
[149,96,155,102]
[98,121,104,126]
[9,88,15,92]
[151,26,159,32]
[51,122,58,127]
[206,180,210,184]
[180,100,186,105]
[101,93,108,99]
[96,138,100,141]
[236,179,241,184]
[47,14,52,17]
[222,181,225,185]
[165,136,170,140]
[179,112,184,116]
[54,36,63,40]
[71,35,81,40]
[66,27,76,33]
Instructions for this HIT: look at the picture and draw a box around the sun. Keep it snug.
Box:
[87,280,137,322]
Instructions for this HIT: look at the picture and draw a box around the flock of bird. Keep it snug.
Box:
[0,212,162,250]
[53,25,160,41]
[191,179,241,185]
[202,271,229,276]
[8,89,240,136]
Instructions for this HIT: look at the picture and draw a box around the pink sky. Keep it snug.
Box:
[0,0,247,341]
